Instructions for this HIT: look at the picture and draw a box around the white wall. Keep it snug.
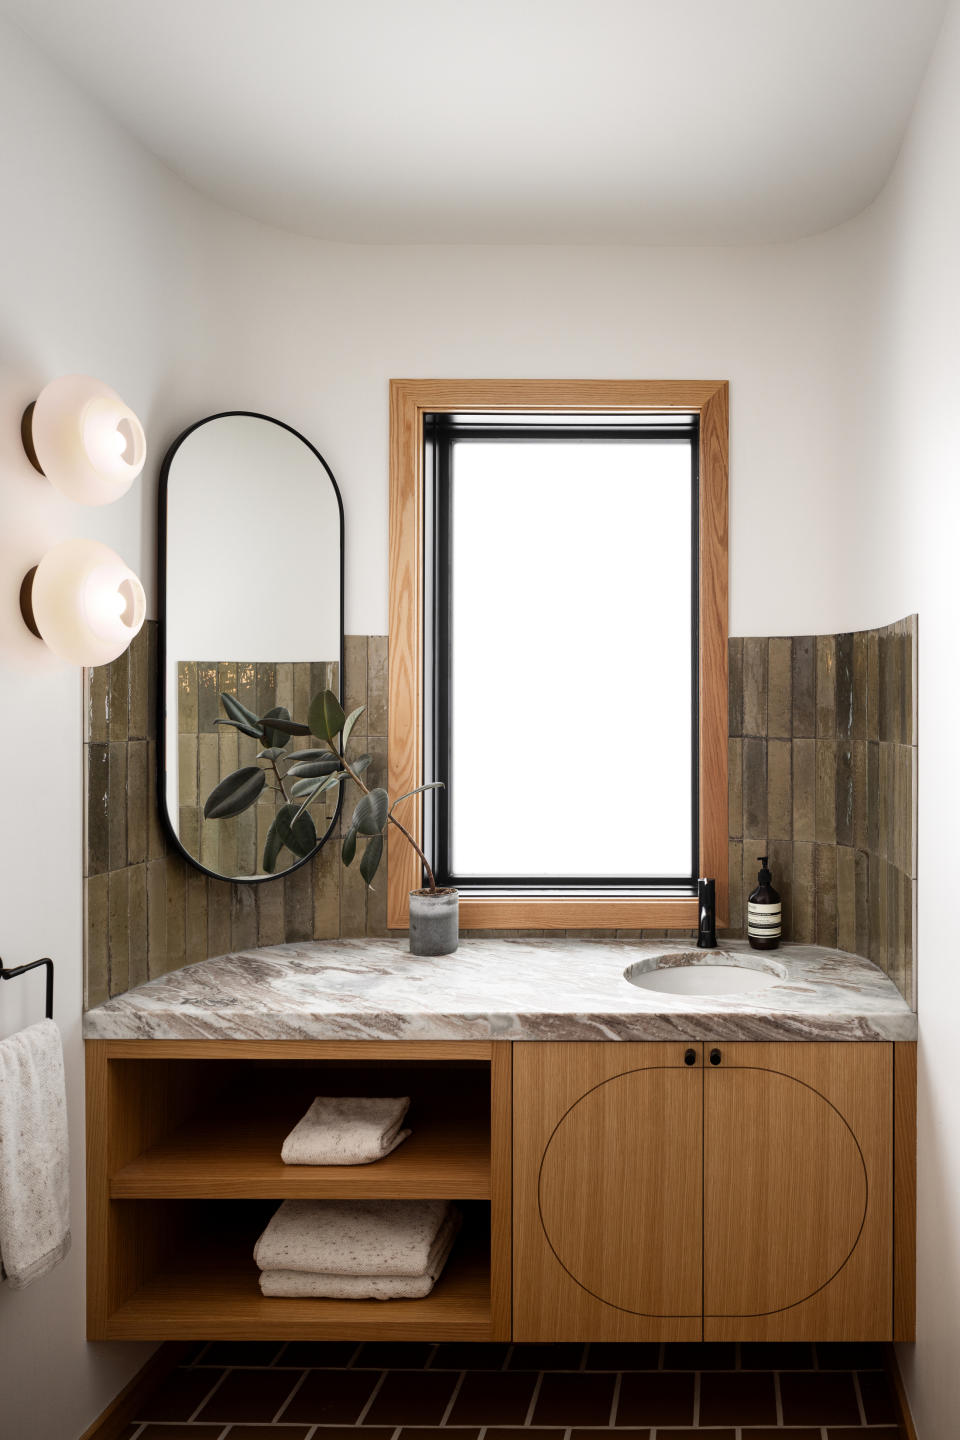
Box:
[850,3,960,1435]
[0,19,217,1439]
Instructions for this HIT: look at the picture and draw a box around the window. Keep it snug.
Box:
[389,381,728,931]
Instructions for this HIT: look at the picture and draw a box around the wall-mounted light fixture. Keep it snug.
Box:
[22,374,147,505]
[20,538,146,666]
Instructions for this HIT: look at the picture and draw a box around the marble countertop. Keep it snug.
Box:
[83,937,917,1043]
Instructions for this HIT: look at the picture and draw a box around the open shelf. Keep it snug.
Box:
[103,1206,492,1341]
[111,1092,490,1199]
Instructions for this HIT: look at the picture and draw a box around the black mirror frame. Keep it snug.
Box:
[157,410,345,884]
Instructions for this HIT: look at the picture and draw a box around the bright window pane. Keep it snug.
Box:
[449,439,693,879]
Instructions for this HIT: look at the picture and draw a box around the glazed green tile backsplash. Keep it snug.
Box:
[727,618,917,1007]
[84,616,917,1010]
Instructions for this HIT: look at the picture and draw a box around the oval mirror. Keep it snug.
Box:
[159,411,343,881]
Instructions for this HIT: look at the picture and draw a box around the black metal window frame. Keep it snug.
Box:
[423,411,701,896]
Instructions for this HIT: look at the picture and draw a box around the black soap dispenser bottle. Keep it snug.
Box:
[747,856,781,950]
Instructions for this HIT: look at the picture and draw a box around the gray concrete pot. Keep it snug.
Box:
[408,888,459,956]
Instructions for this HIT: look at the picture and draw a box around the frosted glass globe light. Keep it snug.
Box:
[23,375,147,505]
[22,538,147,666]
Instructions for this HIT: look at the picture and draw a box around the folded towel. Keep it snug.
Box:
[258,1210,461,1300]
[254,1198,453,1277]
[281,1096,411,1166]
[0,1019,71,1290]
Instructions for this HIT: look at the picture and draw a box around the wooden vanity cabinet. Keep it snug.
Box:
[513,1040,916,1343]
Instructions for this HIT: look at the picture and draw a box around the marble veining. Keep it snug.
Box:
[82,937,917,1042]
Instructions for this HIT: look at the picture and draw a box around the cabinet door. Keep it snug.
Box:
[513,1042,703,1341]
[703,1042,892,1341]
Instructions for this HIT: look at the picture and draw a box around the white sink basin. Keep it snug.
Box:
[624,951,787,996]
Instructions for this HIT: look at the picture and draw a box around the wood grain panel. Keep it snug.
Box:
[489,1041,513,1340]
[703,1042,892,1341]
[894,1040,917,1341]
[513,1042,703,1340]
[388,378,728,929]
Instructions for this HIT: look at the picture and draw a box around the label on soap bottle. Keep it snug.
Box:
[747,900,782,939]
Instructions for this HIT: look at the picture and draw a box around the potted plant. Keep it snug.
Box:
[203,688,458,955]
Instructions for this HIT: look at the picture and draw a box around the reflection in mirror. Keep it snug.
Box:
[160,413,343,881]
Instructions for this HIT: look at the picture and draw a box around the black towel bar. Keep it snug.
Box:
[0,957,54,1020]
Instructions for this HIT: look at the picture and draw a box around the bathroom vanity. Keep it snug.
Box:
[83,938,917,1345]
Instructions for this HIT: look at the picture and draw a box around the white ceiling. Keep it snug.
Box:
[2,0,947,244]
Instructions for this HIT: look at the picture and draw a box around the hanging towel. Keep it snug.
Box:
[0,1019,71,1290]
[254,1198,453,1277]
[258,1210,461,1300]
[281,1096,412,1166]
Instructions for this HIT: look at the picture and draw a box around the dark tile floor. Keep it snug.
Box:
[123,1341,904,1439]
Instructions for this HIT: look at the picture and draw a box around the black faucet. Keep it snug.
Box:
[697,877,717,949]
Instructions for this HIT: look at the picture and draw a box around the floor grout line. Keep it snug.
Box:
[184,1364,232,1424]
[607,1370,622,1427]
[272,1366,311,1423]
[692,1368,701,1428]
[347,1342,363,1369]
[354,1369,389,1426]
[438,1369,467,1426]
[523,1370,545,1426]
[852,1367,869,1427]
[774,1367,784,1426]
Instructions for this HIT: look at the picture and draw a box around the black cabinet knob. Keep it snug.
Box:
[709,1048,722,1066]
[684,1048,697,1066]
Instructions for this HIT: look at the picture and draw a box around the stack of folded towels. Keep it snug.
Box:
[280,1096,412,1166]
[254,1198,461,1299]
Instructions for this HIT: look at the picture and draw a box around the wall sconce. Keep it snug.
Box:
[20,538,146,666]
[22,374,147,505]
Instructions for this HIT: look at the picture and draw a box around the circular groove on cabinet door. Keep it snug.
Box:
[704,1067,868,1318]
[537,1067,702,1317]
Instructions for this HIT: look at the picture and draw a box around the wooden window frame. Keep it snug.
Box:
[388,379,728,931]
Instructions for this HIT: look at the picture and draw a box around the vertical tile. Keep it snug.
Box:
[313,843,341,939]
[344,636,368,724]
[742,638,768,737]
[792,842,816,944]
[275,662,294,718]
[815,739,837,845]
[256,662,278,724]
[128,626,150,741]
[165,859,187,974]
[742,738,767,838]
[108,645,129,743]
[878,742,895,864]
[727,638,743,738]
[855,849,870,959]
[852,739,868,851]
[108,868,130,997]
[340,854,368,938]
[767,637,792,739]
[179,661,199,734]
[185,868,209,967]
[366,863,389,937]
[727,839,743,935]
[905,871,917,1008]
[895,744,914,877]
[835,743,854,847]
[284,862,314,941]
[87,663,110,744]
[127,739,149,866]
[256,876,286,945]
[836,846,856,954]
[85,874,109,1009]
[364,734,389,800]
[198,661,220,734]
[835,633,854,739]
[866,630,880,740]
[879,628,901,743]
[904,615,918,746]
[766,739,792,841]
[727,738,743,840]
[108,742,128,871]
[147,741,168,861]
[888,859,905,998]
[178,807,199,861]
[146,621,160,743]
[367,636,389,736]
[766,838,793,939]
[207,879,233,958]
[866,741,881,854]
[792,738,816,843]
[147,858,168,978]
[742,844,767,930]
[128,862,149,990]
[791,636,816,738]
[816,635,836,738]
[815,844,838,948]
[230,884,258,951]
[851,630,868,742]
[178,733,198,809]
[871,852,888,976]
[86,743,110,876]
[197,734,221,872]
[293,661,313,730]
